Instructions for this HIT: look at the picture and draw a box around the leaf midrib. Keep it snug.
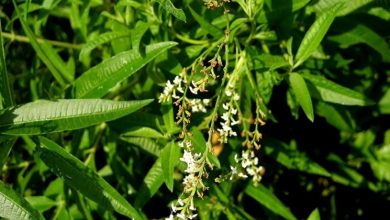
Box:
[0,101,145,127]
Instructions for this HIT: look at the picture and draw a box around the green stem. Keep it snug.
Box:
[1,32,82,49]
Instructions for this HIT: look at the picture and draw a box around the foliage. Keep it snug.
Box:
[0,0,389,219]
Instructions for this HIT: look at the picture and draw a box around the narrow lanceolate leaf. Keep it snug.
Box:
[155,0,186,22]
[13,0,72,87]
[293,3,343,68]
[289,73,314,122]
[160,141,180,191]
[121,126,165,139]
[189,7,224,38]
[328,24,390,62]
[0,22,15,109]
[79,32,131,61]
[245,184,296,220]
[0,180,44,220]
[0,99,153,135]
[0,22,17,170]
[307,208,321,220]
[36,137,144,219]
[120,137,162,157]
[302,74,374,106]
[134,158,164,208]
[73,42,177,98]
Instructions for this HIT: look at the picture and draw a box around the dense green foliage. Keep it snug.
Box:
[0,0,389,219]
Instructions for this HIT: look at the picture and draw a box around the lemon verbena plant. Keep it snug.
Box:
[1,0,390,220]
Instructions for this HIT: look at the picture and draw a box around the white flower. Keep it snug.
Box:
[166,214,174,220]
[233,93,240,101]
[178,198,184,206]
[174,76,182,85]
[222,103,229,110]
[238,172,248,178]
[221,112,229,121]
[189,214,198,219]
[171,204,177,213]
[189,86,198,94]
[234,154,240,163]
[225,89,232,96]
[177,213,186,219]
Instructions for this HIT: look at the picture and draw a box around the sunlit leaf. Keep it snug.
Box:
[120,137,162,157]
[160,141,180,191]
[25,196,57,212]
[36,137,144,219]
[0,180,44,220]
[155,0,186,22]
[315,102,355,131]
[134,158,164,208]
[245,184,297,220]
[79,31,131,61]
[73,42,177,98]
[307,208,321,220]
[379,89,390,114]
[303,74,374,106]
[289,73,314,122]
[294,3,343,68]
[121,126,165,139]
[0,99,153,135]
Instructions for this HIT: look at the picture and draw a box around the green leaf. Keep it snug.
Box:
[302,74,374,106]
[0,25,17,169]
[160,141,180,191]
[289,73,314,122]
[245,184,296,220]
[13,0,72,87]
[311,0,372,16]
[264,139,331,177]
[315,102,355,131]
[36,137,144,219]
[329,24,390,62]
[79,31,131,61]
[191,128,221,169]
[189,7,224,38]
[161,101,178,134]
[134,158,164,208]
[25,196,57,212]
[307,208,321,220]
[379,89,390,114]
[120,137,161,157]
[121,126,165,139]
[155,0,186,22]
[294,3,343,68]
[371,160,390,182]
[0,99,153,135]
[131,22,150,53]
[72,42,177,98]
[0,180,44,220]
[0,22,14,109]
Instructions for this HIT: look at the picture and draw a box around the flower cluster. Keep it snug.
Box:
[159,70,188,103]
[218,81,240,143]
[233,149,265,184]
[168,139,208,220]
[189,99,211,113]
